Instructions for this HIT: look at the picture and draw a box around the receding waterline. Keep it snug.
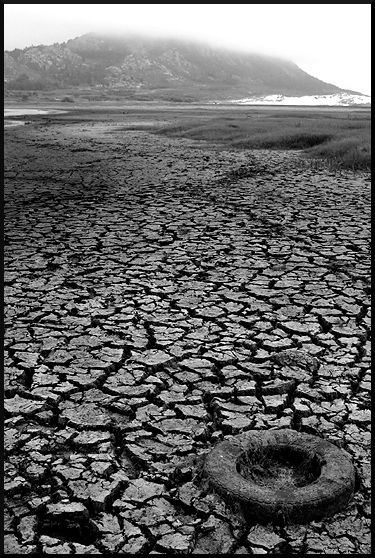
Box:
[4,108,51,117]
[4,108,66,128]
[4,119,27,128]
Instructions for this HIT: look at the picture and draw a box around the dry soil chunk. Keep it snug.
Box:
[134,350,174,368]
[247,525,285,550]
[5,395,47,416]
[60,403,112,429]
[122,479,165,503]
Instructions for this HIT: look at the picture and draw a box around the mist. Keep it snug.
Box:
[4,4,371,95]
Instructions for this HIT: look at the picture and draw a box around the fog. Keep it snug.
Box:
[4,4,371,95]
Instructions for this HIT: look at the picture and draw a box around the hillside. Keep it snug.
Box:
[4,33,359,101]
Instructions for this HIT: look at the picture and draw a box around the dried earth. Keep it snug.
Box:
[4,109,371,554]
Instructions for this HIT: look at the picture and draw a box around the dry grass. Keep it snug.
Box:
[154,109,371,171]
[306,136,371,171]
[237,447,321,490]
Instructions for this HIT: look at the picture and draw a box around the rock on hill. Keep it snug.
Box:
[4,32,358,101]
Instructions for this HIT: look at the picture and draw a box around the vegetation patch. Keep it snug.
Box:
[307,136,370,171]
[153,109,371,171]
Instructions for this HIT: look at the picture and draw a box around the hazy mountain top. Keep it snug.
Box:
[4,32,361,101]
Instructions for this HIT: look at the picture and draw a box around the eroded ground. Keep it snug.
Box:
[4,110,371,554]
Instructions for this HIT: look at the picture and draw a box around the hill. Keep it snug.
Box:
[4,33,361,101]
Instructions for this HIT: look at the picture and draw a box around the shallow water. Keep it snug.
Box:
[4,108,50,117]
[4,108,51,128]
[4,107,67,128]
[4,119,27,128]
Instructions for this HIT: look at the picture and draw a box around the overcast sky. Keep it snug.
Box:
[4,3,371,95]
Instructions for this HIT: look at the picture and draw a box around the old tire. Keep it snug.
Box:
[203,429,355,523]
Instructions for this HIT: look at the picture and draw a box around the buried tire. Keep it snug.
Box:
[203,429,355,523]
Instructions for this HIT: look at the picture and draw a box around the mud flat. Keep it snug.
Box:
[4,108,371,554]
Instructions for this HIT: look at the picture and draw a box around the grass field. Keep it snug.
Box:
[153,108,371,171]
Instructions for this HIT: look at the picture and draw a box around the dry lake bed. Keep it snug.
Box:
[4,105,371,554]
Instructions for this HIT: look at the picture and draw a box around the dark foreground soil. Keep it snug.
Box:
[4,109,371,554]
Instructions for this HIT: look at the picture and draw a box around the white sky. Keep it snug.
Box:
[4,3,372,95]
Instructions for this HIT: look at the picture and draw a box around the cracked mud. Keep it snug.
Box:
[4,110,371,554]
